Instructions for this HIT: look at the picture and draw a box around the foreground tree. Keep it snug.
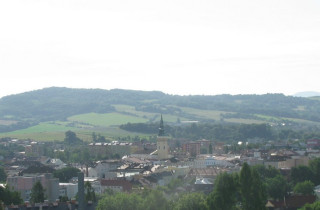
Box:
[207,172,238,210]
[309,158,320,185]
[85,181,96,202]
[141,189,170,210]
[299,200,320,210]
[293,181,315,195]
[240,162,266,210]
[96,192,143,210]
[0,167,6,183]
[291,166,314,185]
[266,175,288,200]
[30,181,45,203]
[174,193,208,210]
[0,185,23,205]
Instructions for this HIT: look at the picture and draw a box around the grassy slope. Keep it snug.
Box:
[2,105,318,142]
[67,112,149,127]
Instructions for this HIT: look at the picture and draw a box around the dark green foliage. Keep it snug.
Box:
[0,87,116,122]
[96,189,177,210]
[299,201,320,210]
[59,195,69,202]
[173,193,208,210]
[207,172,238,210]
[240,163,267,210]
[141,189,170,210]
[64,130,83,145]
[30,181,46,203]
[53,167,80,182]
[0,167,6,183]
[291,166,315,185]
[2,87,320,133]
[22,165,55,174]
[0,185,23,205]
[253,165,289,200]
[96,192,143,210]
[84,181,96,202]
[266,175,288,200]
[309,158,320,185]
[122,122,275,141]
[293,181,315,195]
[253,165,280,180]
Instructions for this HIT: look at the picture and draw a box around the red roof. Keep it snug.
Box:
[100,179,132,192]
[285,195,316,208]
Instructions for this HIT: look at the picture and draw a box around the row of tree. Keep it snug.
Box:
[120,122,320,142]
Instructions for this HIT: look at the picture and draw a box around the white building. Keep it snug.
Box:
[59,183,78,199]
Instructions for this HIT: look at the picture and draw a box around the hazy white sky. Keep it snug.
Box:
[1,0,320,97]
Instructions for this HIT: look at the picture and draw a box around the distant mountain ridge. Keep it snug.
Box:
[1,87,320,132]
[293,91,320,97]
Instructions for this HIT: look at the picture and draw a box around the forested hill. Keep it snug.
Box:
[1,87,320,124]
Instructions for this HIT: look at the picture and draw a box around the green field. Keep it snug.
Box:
[224,118,267,124]
[68,112,149,127]
[179,107,232,120]
[113,104,188,123]
[1,105,302,141]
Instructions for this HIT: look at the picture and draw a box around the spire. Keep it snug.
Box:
[158,114,165,136]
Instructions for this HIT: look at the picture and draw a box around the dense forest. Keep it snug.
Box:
[1,87,320,133]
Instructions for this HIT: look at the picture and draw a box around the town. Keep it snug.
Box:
[1,116,320,210]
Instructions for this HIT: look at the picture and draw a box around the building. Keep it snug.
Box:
[157,115,170,160]
[59,183,78,199]
[6,173,59,202]
[25,142,45,157]
[88,142,132,158]
[182,142,201,157]
[278,156,309,169]
[100,179,132,192]
[86,160,120,179]
[307,139,320,149]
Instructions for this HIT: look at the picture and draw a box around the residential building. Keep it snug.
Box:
[182,142,201,157]
[59,183,78,199]
[25,142,45,157]
[100,179,132,192]
[6,173,59,202]
[307,139,320,149]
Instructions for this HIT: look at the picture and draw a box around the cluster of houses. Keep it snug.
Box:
[1,121,320,209]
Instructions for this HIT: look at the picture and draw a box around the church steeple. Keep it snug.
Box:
[158,114,165,136]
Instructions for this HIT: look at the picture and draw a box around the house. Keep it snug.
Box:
[307,139,320,149]
[90,160,120,179]
[194,177,213,194]
[266,195,316,210]
[100,179,132,192]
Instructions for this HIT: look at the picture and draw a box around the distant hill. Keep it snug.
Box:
[293,91,320,97]
[1,87,320,135]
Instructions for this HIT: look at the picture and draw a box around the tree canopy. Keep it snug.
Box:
[53,167,80,182]
[30,181,46,203]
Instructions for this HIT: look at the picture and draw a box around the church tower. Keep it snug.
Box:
[157,115,170,160]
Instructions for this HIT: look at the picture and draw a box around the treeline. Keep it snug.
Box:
[120,122,320,141]
[2,87,320,127]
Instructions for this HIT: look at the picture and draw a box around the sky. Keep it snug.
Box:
[0,0,320,98]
